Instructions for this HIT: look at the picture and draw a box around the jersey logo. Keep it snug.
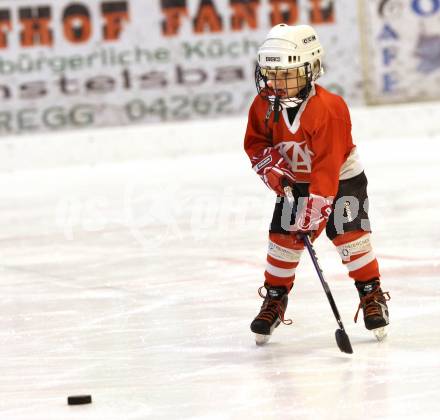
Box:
[276,141,314,173]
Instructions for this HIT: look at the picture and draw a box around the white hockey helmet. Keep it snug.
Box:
[255,24,324,107]
[258,23,324,75]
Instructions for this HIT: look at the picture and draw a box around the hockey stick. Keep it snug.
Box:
[282,181,353,354]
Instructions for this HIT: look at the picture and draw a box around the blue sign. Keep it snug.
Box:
[412,0,440,16]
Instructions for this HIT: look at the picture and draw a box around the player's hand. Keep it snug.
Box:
[293,193,333,234]
[251,148,296,195]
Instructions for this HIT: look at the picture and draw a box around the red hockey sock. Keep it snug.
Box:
[264,232,304,289]
[332,231,380,281]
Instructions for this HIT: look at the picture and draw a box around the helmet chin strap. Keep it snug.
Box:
[273,96,281,122]
[265,81,315,125]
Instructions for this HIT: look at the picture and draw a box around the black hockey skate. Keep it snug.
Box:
[250,284,291,345]
[354,279,390,341]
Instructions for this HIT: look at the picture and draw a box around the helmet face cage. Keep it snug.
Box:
[255,62,314,107]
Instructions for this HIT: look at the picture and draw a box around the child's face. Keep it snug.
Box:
[262,67,307,98]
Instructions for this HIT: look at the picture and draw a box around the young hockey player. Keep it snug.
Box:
[244,24,390,345]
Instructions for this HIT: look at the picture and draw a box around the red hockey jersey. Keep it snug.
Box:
[244,84,363,198]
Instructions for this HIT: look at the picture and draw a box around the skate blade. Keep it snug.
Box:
[255,334,270,345]
[373,326,387,341]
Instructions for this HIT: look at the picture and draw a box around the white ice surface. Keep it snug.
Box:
[1,105,440,420]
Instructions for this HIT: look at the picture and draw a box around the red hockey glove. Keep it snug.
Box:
[294,193,333,233]
[251,148,296,195]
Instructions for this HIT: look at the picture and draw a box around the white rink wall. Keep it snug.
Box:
[0,101,439,173]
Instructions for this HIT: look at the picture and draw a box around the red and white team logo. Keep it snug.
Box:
[276,141,314,173]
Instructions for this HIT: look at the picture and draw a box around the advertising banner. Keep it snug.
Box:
[0,0,362,135]
[361,0,440,104]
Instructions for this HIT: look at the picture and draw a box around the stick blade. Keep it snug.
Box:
[335,329,353,354]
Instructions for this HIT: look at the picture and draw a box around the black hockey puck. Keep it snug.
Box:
[67,395,92,405]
